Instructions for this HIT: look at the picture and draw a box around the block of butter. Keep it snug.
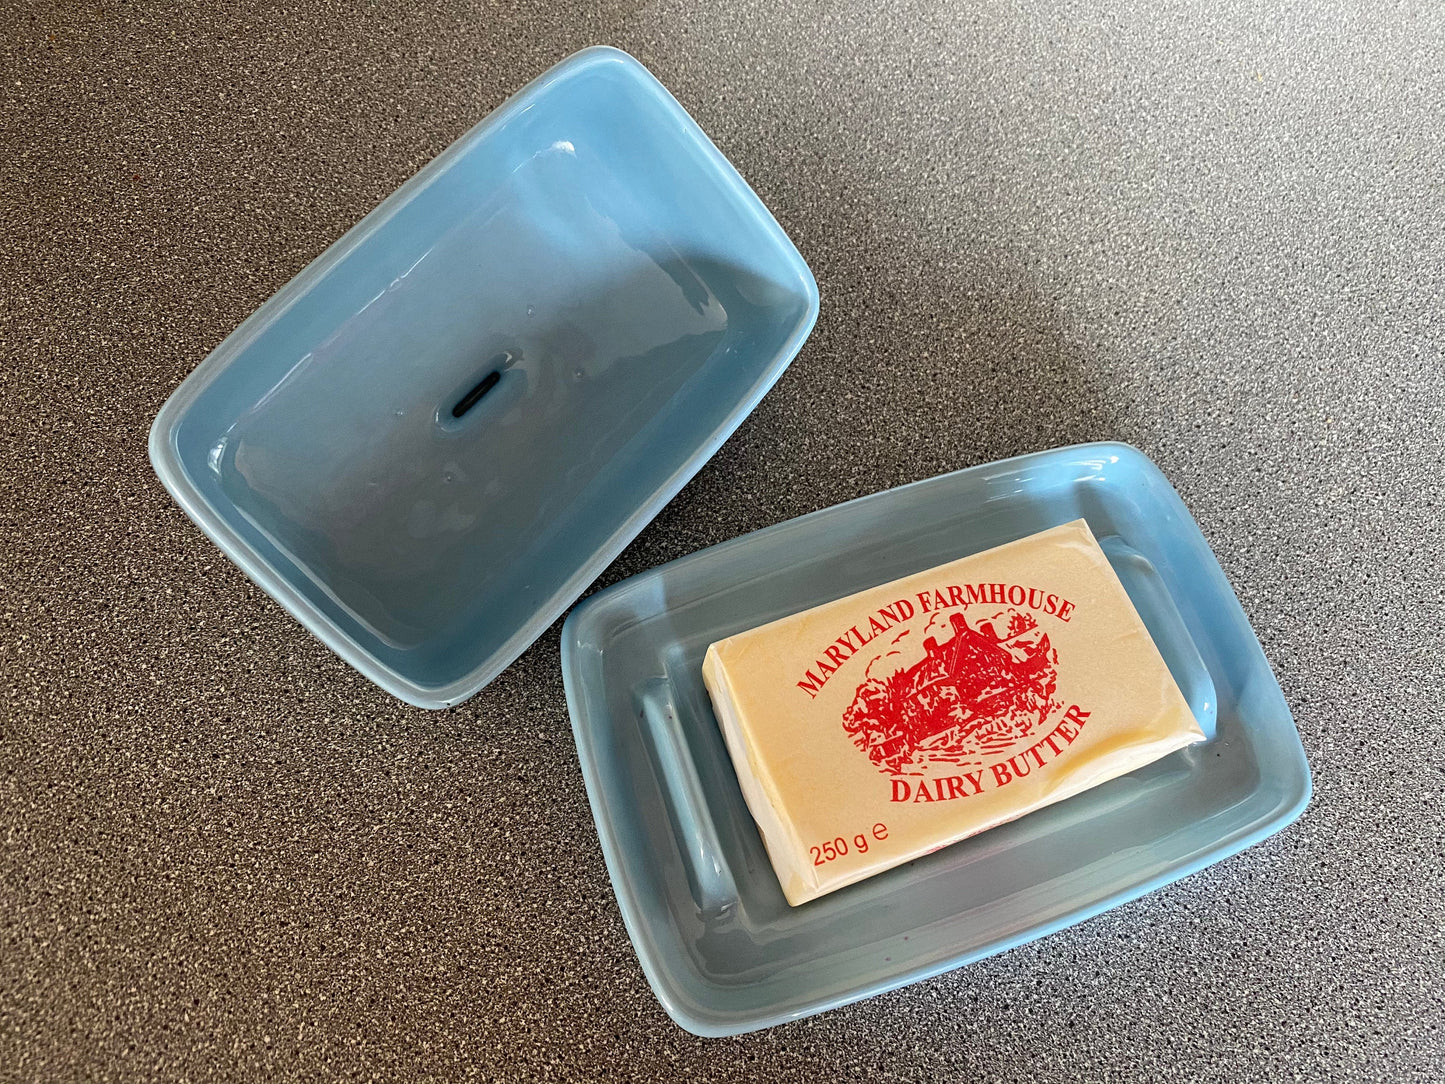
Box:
[702,519,1206,906]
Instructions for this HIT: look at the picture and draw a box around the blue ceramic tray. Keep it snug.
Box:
[149,47,818,707]
[561,443,1311,1036]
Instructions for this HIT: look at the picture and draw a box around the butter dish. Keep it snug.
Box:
[561,442,1310,1035]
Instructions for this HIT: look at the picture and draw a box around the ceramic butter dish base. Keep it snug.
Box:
[562,443,1309,1035]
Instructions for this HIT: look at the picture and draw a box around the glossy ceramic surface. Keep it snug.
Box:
[149,47,819,707]
[561,443,1311,1036]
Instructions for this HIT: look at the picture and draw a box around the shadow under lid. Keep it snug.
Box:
[149,47,819,706]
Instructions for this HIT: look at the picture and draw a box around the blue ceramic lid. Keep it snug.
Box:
[149,47,819,707]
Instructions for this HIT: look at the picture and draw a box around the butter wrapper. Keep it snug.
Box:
[702,519,1206,906]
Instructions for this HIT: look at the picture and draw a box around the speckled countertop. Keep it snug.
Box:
[2,1,1442,1080]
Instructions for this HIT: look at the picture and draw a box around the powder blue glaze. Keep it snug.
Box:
[561,443,1311,1036]
[148,48,818,706]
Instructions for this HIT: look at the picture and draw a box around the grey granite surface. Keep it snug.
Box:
[2,0,1443,1080]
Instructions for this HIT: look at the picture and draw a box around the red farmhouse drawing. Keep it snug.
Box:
[842,608,1060,775]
